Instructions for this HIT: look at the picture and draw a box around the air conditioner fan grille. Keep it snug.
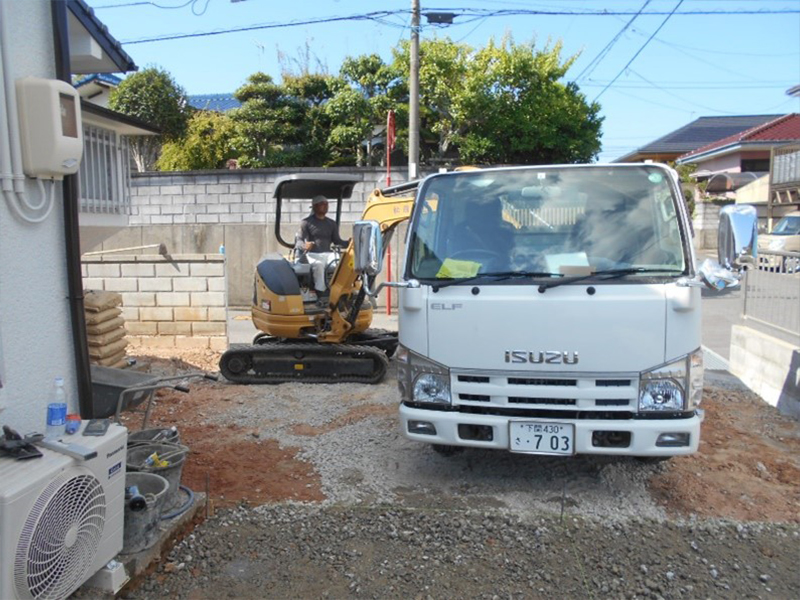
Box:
[14,473,106,600]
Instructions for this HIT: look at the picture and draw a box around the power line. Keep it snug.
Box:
[627,67,739,114]
[605,86,698,114]
[593,0,684,102]
[95,0,194,9]
[573,0,651,83]
[119,6,800,45]
[123,11,409,44]
[582,79,792,89]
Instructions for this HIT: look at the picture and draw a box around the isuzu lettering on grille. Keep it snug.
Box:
[504,350,579,364]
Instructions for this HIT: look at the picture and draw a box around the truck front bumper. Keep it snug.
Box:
[400,404,704,457]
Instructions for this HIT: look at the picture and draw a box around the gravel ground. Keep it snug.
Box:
[110,348,800,599]
[135,506,799,600]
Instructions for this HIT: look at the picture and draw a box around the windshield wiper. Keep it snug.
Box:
[537,267,684,292]
[430,271,561,290]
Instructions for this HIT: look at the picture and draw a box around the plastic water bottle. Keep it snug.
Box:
[45,377,68,439]
[219,244,225,255]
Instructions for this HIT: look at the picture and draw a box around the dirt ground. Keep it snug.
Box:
[124,345,800,523]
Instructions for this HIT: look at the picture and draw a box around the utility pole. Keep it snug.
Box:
[409,0,420,180]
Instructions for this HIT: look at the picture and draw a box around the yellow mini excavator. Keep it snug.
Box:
[219,174,417,384]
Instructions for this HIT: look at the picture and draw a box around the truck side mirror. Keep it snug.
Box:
[718,204,757,269]
[679,204,759,292]
[353,220,383,276]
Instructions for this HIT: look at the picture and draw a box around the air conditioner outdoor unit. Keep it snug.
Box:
[0,423,127,600]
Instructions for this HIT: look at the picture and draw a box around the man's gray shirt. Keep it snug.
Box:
[297,215,347,253]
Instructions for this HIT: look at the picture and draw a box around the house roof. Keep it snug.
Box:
[81,100,160,136]
[614,114,783,162]
[187,94,241,112]
[67,0,137,74]
[677,113,800,164]
[74,73,122,89]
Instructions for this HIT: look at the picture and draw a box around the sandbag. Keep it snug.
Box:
[84,290,123,313]
[87,327,126,347]
[88,338,128,359]
[85,307,122,325]
[86,316,125,335]
[93,350,127,367]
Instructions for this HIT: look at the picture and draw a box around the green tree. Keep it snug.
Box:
[324,80,373,166]
[392,39,471,163]
[455,36,603,165]
[330,54,401,165]
[282,73,337,165]
[108,67,189,172]
[156,111,236,171]
[670,161,697,217]
[229,72,305,167]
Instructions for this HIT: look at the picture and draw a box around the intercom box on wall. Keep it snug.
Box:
[15,77,83,179]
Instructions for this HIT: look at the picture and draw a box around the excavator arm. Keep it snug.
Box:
[320,186,417,342]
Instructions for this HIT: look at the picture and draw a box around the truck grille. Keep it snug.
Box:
[452,372,637,414]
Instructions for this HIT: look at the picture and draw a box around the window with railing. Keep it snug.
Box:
[78,125,132,215]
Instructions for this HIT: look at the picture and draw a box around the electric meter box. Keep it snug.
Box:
[15,77,83,179]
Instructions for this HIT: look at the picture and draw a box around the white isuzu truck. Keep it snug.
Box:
[354,163,756,459]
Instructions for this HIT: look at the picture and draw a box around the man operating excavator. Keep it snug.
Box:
[296,194,349,303]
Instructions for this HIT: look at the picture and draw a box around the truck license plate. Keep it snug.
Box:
[509,421,575,455]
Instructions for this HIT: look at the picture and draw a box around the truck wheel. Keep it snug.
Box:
[432,444,463,456]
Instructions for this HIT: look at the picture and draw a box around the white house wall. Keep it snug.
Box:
[698,154,741,174]
[0,1,77,431]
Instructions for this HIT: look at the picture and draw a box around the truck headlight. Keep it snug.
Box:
[638,349,703,413]
[396,345,451,405]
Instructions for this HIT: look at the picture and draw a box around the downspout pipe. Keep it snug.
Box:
[52,0,94,419]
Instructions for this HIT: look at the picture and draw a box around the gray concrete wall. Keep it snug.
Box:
[692,201,723,251]
[729,324,800,419]
[91,167,429,306]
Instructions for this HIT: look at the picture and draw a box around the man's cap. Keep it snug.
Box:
[312,195,329,206]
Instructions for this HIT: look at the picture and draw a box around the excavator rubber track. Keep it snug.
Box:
[219,341,390,384]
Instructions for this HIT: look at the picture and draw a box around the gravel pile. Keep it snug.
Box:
[134,505,799,599]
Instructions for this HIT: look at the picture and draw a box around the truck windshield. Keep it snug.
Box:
[408,165,688,281]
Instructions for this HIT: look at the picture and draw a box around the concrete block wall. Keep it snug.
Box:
[82,254,227,350]
[729,324,800,419]
[127,167,423,227]
[92,167,429,306]
[692,201,723,251]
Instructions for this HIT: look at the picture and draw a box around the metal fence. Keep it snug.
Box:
[77,125,131,215]
[743,251,800,338]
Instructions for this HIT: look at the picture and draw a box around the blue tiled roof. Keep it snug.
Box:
[74,73,122,88]
[617,115,783,161]
[187,94,241,112]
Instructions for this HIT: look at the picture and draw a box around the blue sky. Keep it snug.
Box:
[87,0,800,162]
